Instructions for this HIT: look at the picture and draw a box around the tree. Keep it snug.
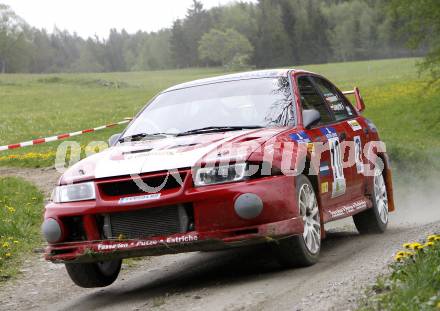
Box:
[255,0,292,68]
[170,0,211,67]
[389,0,440,81]
[198,28,254,67]
[170,19,191,68]
[0,0,420,73]
[105,29,129,72]
[0,4,29,73]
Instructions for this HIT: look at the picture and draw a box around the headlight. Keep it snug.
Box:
[52,182,96,203]
[194,163,247,186]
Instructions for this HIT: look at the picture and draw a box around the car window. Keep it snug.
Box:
[297,76,333,124]
[312,77,355,121]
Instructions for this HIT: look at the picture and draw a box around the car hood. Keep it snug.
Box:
[60,128,287,184]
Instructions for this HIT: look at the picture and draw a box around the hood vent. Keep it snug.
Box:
[122,148,153,155]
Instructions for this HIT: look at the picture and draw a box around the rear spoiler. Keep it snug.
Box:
[342,90,355,95]
[342,87,365,112]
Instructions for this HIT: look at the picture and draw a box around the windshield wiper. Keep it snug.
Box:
[176,126,263,137]
[118,132,175,142]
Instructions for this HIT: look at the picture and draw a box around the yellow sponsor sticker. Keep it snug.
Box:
[321,182,329,194]
[307,142,315,153]
[347,120,362,131]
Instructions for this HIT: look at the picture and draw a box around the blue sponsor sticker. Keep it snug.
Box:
[289,131,311,143]
[365,118,377,133]
[320,127,338,139]
[319,161,330,176]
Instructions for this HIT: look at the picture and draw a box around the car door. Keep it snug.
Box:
[294,74,356,221]
[311,76,367,200]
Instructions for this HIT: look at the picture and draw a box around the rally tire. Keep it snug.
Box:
[274,175,321,268]
[353,166,389,234]
[65,260,122,288]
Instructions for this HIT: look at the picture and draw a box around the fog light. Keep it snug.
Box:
[42,218,63,243]
[234,193,263,219]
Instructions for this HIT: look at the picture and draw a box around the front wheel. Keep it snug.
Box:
[65,260,122,288]
[353,166,389,234]
[274,175,321,268]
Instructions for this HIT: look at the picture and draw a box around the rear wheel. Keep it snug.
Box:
[274,175,321,267]
[353,166,389,234]
[65,259,122,288]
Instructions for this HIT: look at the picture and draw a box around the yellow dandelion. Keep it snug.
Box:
[408,243,422,250]
[424,242,435,248]
[403,251,415,257]
[7,207,15,213]
[394,254,405,262]
[427,235,439,242]
[13,240,18,244]
[403,243,412,249]
[417,245,426,251]
[5,253,11,258]
[2,242,9,248]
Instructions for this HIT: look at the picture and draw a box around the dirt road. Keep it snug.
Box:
[1,168,439,311]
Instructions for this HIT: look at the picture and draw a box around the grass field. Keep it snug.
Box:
[0,177,44,280]
[0,58,439,173]
[360,236,440,310]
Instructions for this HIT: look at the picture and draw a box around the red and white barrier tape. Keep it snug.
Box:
[0,119,132,151]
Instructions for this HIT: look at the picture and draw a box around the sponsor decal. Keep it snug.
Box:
[289,131,311,143]
[347,120,362,132]
[319,161,330,176]
[97,243,130,250]
[321,182,329,194]
[322,129,346,197]
[354,135,364,174]
[124,150,176,160]
[330,103,345,111]
[307,142,315,153]
[119,193,161,204]
[329,200,367,218]
[320,127,338,139]
[96,233,199,251]
[325,95,339,103]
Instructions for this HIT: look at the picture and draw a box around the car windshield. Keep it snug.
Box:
[122,77,295,139]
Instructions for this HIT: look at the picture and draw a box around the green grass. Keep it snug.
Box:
[0,177,44,281]
[0,58,439,172]
[359,238,440,311]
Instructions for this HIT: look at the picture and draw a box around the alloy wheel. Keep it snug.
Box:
[298,183,321,254]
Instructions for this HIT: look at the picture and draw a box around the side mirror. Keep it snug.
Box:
[109,133,121,146]
[302,109,321,129]
[354,87,365,112]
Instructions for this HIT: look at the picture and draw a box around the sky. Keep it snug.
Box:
[2,0,252,39]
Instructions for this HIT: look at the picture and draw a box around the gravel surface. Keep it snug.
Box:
[0,167,439,311]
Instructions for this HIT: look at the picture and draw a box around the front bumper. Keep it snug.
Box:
[44,172,301,263]
[45,216,304,263]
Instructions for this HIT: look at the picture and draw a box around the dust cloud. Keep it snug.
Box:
[391,173,440,225]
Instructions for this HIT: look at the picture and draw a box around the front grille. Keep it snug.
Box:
[99,172,186,197]
[102,205,192,240]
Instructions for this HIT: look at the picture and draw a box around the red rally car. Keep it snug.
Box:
[42,69,395,288]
